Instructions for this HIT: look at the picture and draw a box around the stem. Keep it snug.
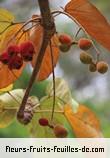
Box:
[7,91,20,105]
[34,110,64,114]
[49,41,56,121]
[2,106,64,114]
[91,41,101,61]
[16,23,40,44]
[17,0,56,123]
[0,22,25,35]
[75,27,82,38]
[52,10,89,38]
[7,18,41,45]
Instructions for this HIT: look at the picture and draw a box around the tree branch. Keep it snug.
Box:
[17,0,56,123]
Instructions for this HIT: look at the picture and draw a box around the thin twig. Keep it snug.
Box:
[52,10,89,37]
[75,27,82,38]
[49,40,56,121]
[16,23,40,44]
[0,22,25,35]
[2,106,64,114]
[7,17,41,45]
[34,109,64,114]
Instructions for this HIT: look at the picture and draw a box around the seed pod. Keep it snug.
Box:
[22,111,33,125]
[8,55,23,70]
[96,61,108,74]
[59,44,71,52]
[17,98,35,125]
[39,118,49,126]
[78,38,92,50]
[80,52,93,64]
[58,33,72,45]
[7,45,20,56]
[89,63,96,72]
[20,41,35,61]
[53,124,68,138]
[0,51,10,64]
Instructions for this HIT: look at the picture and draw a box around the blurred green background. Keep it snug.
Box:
[0,0,110,137]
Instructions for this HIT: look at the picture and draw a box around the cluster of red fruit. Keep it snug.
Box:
[38,118,68,138]
[0,41,35,70]
[58,33,109,74]
[58,33,92,52]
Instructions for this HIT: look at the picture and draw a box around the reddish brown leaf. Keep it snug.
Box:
[30,25,59,81]
[65,0,110,51]
[0,63,25,89]
[64,104,103,138]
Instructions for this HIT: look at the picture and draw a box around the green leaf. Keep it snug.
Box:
[46,78,79,112]
[27,96,75,138]
[0,89,25,128]
[0,108,16,128]
[0,89,25,107]
[0,8,15,33]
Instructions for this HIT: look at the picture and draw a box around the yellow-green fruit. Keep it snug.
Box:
[80,52,93,64]
[96,61,108,74]
[59,44,71,52]
[54,124,68,138]
[89,63,96,72]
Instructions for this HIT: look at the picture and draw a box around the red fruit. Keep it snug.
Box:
[20,41,35,61]
[8,55,23,70]
[0,51,10,64]
[54,124,68,138]
[7,45,20,56]
[59,34,72,45]
[39,118,49,126]
[78,38,92,50]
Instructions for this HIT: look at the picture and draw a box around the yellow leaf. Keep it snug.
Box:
[0,24,29,52]
[0,8,15,33]
[64,104,103,138]
[0,84,13,94]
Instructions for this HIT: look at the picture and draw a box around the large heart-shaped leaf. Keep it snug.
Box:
[64,104,103,138]
[30,25,59,81]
